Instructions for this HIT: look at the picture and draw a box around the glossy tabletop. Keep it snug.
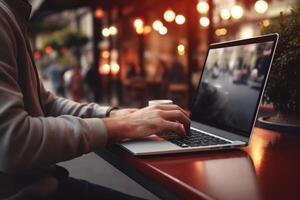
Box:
[97,128,300,200]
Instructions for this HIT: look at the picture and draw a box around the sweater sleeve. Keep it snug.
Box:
[40,83,110,118]
[0,11,107,173]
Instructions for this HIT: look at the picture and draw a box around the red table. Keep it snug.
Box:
[97,128,300,200]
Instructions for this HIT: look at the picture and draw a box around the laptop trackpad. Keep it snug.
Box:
[120,135,181,155]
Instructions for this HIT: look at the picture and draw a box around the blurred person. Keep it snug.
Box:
[0,0,190,199]
[126,61,145,81]
[154,59,168,82]
[70,65,84,102]
[165,58,187,84]
[44,63,66,97]
[85,64,102,103]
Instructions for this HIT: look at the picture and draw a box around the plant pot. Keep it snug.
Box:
[257,115,300,133]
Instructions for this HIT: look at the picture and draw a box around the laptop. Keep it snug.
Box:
[120,34,279,155]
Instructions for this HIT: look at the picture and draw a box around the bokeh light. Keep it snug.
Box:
[175,15,186,25]
[143,26,152,34]
[136,26,144,34]
[158,26,168,35]
[94,9,104,19]
[134,18,144,28]
[231,5,244,19]
[109,26,118,35]
[254,0,268,14]
[199,17,210,27]
[220,8,231,20]
[111,63,120,75]
[152,20,163,31]
[99,63,110,75]
[102,28,110,37]
[215,28,227,36]
[164,9,176,22]
[197,1,209,14]
[177,44,185,56]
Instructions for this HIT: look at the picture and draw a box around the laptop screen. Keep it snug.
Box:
[191,38,276,137]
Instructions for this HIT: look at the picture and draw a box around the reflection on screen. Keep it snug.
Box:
[192,41,274,136]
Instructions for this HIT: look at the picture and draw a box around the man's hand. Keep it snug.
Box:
[109,108,138,118]
[103,104,190,142]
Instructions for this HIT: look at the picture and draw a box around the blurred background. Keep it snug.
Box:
[29,0,297,109]
[26,1,298,199]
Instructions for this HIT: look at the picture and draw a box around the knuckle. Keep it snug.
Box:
[176,110,182,116]
[175,123,181,129]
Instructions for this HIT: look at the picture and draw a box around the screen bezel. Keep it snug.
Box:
[190,34,279,137]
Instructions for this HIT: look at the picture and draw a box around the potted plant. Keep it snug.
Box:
[258,8,300,132]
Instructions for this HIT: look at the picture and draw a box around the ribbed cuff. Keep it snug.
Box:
[105,107,119,117]
[85,118,108,150]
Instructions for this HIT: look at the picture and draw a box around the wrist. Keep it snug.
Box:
[102,117,130,142]
[106,107,119,117]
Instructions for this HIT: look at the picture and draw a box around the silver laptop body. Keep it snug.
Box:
[120,34,279,155]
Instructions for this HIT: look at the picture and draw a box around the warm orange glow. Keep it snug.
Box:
[164,9,176,22]
[109,26,118,35]
[220,8,231,20]
[134,18,144,28]
[99,63,110,75]
[102,28,110,37]
[231,5,244,19]
[102,50,110,58]
[199,17,210,27]
[94,9,104,19]
[136,26,144,34]
[111,63,120,75]
[261,19,271,27]
[255,0,268,14]
[196,1,209,14]
[34,51,41,59]
[152,20,163,31]
[177,44,185,56]
[215,28,227,36]
[45,46,53,55]
[158,26,168,35]
[143,26,152,34]
[175,15,186,25]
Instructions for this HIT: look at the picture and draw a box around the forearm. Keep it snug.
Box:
[0,113,107,173]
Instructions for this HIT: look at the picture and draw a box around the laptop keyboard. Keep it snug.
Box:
[160,129,231,148]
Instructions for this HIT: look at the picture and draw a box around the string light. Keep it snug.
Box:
[164,9,176,22]
[177,44,185,56]
[94,9,104,19]
[199,17,210,27]
[136,26,144,34]
[175,15,186,25]
[158,26,168,35]
[109,26,118,35]
[102,28,110,37]
[152,20,163,31]
[197,1,209,14]
[102,50,110,58]
[231,5,244,19]
[220,8,231,20]
[134,18,144,28]
[45,46,53,55]
[261,19,271,27]
[99,63,110,75]
[111,63,120,75]
[254,0,268,14]
[215,28,227,36]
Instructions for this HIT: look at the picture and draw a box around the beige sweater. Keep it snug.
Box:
[0,0,109,198]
